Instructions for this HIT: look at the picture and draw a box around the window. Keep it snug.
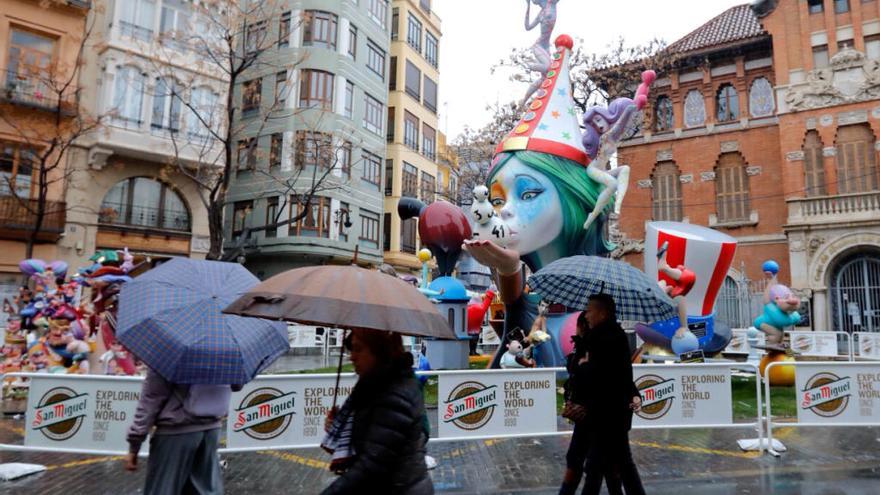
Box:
[368,0,388,28]
[715,84,739,123]
[683,89,705,128]
[383,213,392,250]
[400,217,417,253]
[367,41,386,80]
[838,39,854,51]
[245,21,268,54]
[402,162,418,197]
[405,61,421,100]
[151,77,182,132]
[0,143,35,198]
[404,111,419,150]
[303,11,337,50]
[265,197,279,238]
[834,0,850,13]
[344,81,354,119]
[387,106,395,142]
[808,0,824,13]
[160,0,190,39]
[362,151,381,186]
[270,133,283,169]
[813,45,830,69]
[295,131,333,169]
[448,175,458,203]
[359,211,380,249]
[803,130,827,196]
[348,25,357,58]
[7,28,54,80]
[835,124,879,193]
[99,177,190,231]
[407,13,422,53]
[274,71,288,107]
[391,8,399,40]
[290,196,332,238]
[113,66,146,126]
[749,77,775,117]
[715,153,750,223]
[279,11,291,47]
[232,201,252,239]
[651,161,682,221]
[340,142,352,178]
[363,92,383,135]
[654,96,673,131]
[385,159,394,196]
[389,57,398,90]
[421,172,436,203]
[186,87,216,140]
[119,0,156,40]
[865,34,880,59]
[425,32,439,68]
[338,201,350,242]
[242,78,262,114]
[237,138,257,171]
[422,124,436,160]
[423,76,438,114]
[299,70,334,110]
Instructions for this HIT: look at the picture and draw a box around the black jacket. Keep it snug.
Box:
[568,320,640,432]
[321,357,433,495]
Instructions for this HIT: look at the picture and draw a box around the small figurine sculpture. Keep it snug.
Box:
[520,0,560,108]
[754,262,801,352]
[469,185,511,246]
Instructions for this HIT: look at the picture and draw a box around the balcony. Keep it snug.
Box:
[1,70,77,115]
[786,191,880,227]
[98,202,191,233]
[0,196,65,242]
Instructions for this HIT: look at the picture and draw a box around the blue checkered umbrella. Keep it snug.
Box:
[117,258,288,385]
[526,255,678,322]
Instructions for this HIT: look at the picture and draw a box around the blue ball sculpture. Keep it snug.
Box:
[762,260,779,275]
[671,330,700,355]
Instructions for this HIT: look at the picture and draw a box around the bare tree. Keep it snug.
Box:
[0,4,101,259]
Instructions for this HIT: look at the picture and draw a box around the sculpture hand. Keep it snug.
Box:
[463,239,521,276]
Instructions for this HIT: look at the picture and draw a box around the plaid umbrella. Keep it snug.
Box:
[526,255,678,322]
[117,258,288,385]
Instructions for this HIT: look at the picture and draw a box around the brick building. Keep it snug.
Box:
[617,0,880,333]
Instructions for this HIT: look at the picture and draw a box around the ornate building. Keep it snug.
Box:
[618,0,880,333]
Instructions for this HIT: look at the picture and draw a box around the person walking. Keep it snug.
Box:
[321,329,433,494]
[564,294,645,495]
[124,368,239,494]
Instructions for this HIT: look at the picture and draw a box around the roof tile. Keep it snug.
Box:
[667,4,767,55]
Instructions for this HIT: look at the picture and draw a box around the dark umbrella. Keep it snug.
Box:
[223,264,455,406]
[117,258,288,385]
[527,255,679,322]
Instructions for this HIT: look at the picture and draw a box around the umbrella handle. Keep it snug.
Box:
[331,329,349,411]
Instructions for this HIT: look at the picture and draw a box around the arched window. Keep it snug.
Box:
[835,124,879,194]
[99,177,191,231]
[716,84,739,122]
[151,77,182,132]
[651,161,682,221]
[112,66,146,126]
[748,77,775,118]
[803,130,827,196]
[683,90,705,128]
[715,152,750,222]
[654,96,673,132]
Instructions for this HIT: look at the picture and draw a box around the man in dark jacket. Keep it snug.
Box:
[577,293,645,495]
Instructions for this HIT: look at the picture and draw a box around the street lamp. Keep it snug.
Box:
[334,208,353,233]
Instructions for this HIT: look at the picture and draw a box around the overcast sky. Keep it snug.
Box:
[434,0,748,141]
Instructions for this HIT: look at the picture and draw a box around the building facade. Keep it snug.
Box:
[61,0,224,270]
[226,0,390,278]
[0,0,89,301]
[617,0,880,333]
[383,0,448,274]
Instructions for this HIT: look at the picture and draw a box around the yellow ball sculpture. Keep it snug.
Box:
[417,248,433,263]
[759,352,795,387]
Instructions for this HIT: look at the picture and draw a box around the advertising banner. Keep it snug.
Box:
[437,371,556,439]
[226,374,356,450]
[795,363,880,424]
[632,365,733,427]
[724,329,765,355]
[24,374,144,453]
[855,333,880,359]
[787,331,839,357]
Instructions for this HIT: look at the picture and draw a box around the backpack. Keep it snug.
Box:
[175,384,232,419]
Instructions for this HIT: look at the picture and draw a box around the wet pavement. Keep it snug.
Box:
[2,415,879,494]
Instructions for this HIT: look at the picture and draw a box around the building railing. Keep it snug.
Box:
[98,201,191,232]
[1,70,77,115]
[787,190,880,224]
[0,196,65,238]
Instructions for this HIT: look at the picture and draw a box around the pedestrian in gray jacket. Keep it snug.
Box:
[124,368,240,495]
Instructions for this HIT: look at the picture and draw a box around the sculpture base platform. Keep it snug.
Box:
[426,339,470,370]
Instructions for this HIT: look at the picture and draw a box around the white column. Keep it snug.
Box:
[814,289,829,332]
[335,76,347,117]
[338,17,351,57]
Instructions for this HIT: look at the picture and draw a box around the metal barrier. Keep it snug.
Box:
[852,332,880,361]
[785,331,853,361]
[763,361,880,457]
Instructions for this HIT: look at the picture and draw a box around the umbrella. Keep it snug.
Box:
[117,258,288,385]
[526,255,678,322]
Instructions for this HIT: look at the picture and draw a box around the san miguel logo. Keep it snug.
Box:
[233,388,297,440]
[443,381,498,431]
[800,372,852,418]
[31,387,88,441]
[635,375,676,420]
